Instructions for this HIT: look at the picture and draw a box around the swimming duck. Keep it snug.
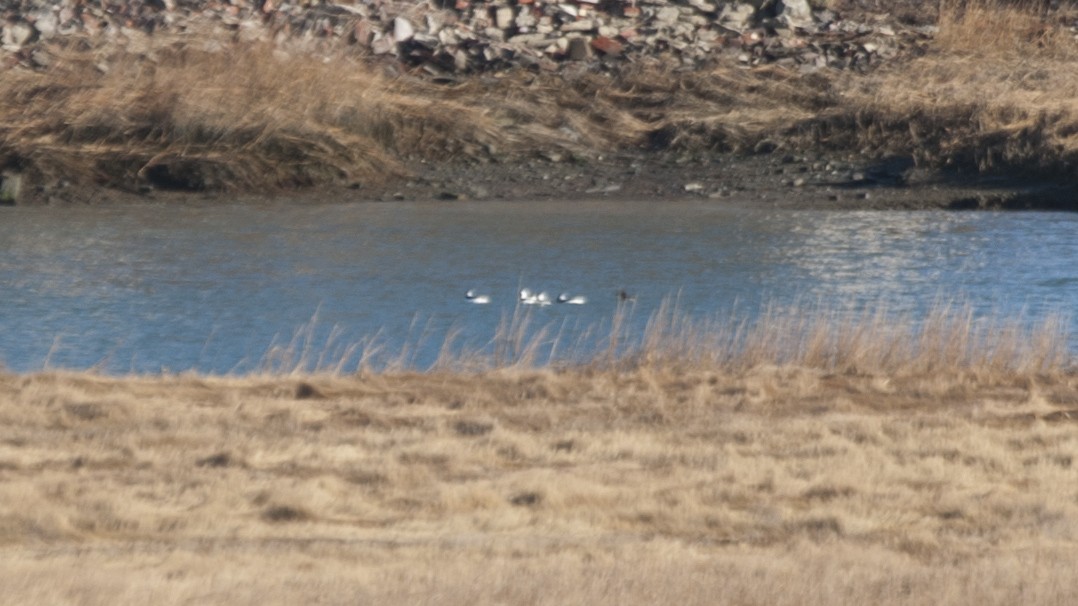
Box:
[520,288,539,305]
[465,289,491,304]
[557,293,587,305]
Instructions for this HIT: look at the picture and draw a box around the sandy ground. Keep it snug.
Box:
[1,367,1077,604]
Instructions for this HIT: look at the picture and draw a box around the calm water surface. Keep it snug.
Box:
[1,199,1075,373]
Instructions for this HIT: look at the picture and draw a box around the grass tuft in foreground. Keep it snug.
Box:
[255,300,1072,379]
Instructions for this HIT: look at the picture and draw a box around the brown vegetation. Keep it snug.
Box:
[0,307,1076,604]
[2,1,1077,196]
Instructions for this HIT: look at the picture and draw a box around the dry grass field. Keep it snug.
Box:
[1,309,1076,604]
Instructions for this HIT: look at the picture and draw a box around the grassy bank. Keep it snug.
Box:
[1,1,1076,197]
[1,307,1076,603]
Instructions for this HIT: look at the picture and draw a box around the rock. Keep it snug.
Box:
[515,10,537,29]
[684,182,704,192]
[777,0,814,29]
[509,33,554,48]
[718,3,756,33]
[0,0,922,77]
[561,19,596,33]
[655,6,681,25]
[32,11,59,38]
[30,48,50,67]
[2,21,35,49]
[0,171,22,205]
[567,36,590,61]
[591,35,622,56]
[495,7,514,30]
[393,17,414,42]
[453,49,468,70]
[688,0,718,12]
[370,34,395,55]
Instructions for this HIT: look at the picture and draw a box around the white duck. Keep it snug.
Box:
[519,288,539,305]
[465,289,491,304]
[557,293,587,305]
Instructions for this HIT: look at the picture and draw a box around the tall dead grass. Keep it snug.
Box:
[0,39,649,192]
[253,300,1072,378]
[827,0,1078,175]
[936,0,1060,52]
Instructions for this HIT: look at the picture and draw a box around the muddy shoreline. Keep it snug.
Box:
[19,152,1078,211]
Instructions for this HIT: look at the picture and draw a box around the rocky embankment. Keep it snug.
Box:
[4,1,1078,209]
[1,0,935,75]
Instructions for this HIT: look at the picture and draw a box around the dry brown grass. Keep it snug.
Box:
[1,360,1077,604]
[0,39,650,192]
[823,0,1078,174]
[0,306,1076,603]
[262,300,1071,378]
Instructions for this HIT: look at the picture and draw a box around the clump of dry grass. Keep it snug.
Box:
[630,300,1071,376]
[936,0,1060,52]
[2,42,397,190]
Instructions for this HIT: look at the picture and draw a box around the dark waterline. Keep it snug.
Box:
[1,199,1075,374]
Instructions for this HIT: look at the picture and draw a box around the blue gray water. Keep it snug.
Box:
[1,199,1075,374]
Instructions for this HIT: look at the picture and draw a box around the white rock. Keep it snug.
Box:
[393,17,414,42]
[655,6,681,24]
[371,34,395,54]
[2,22,35,49]
[438,29,459,44]
[718,3,755,33]
[561,19,595,32]
[32,11,59,38]
[426,14,442,35]
[495,7,514,30]
[778,0,813,29]
[515,11,536,28]
[454,49,469,70]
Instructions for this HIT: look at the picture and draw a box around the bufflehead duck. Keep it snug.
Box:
[465,290,491,304]
[520,289,552,306]
[557,293,587,305]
